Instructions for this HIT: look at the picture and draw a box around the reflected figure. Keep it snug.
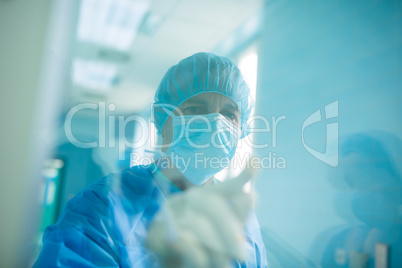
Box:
[321,131,402,267]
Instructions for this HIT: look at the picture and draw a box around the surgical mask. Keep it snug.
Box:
[165,113,240,185]
[351,191,398,229]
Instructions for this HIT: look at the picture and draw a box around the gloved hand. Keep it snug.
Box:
[146,166,257,268]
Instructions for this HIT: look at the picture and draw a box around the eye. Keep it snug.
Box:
[221,111,239,123]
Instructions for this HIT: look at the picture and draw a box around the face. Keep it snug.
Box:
[338,152,400,227]
[161,92,240,151]
[342,152,396,192]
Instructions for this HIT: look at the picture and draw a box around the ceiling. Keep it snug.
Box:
[72,0,264,113]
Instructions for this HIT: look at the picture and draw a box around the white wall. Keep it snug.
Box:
[0,0,78,266]
[0,0,52,266]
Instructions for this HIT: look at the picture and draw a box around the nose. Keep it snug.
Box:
[208,105,220,114]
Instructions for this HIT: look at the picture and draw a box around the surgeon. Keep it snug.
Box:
[34,52,268,267]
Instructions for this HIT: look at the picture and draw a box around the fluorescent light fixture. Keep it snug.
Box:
[139,12,163,35]
[73,58,118,90]
[78,0,149,51]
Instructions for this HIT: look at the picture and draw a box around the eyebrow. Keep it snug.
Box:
[222,102,239,112]
[182,98,239,112]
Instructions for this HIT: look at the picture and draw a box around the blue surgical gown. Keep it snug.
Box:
[34,164,268,267]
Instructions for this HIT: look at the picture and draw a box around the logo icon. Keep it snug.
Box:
[302,101,339,167]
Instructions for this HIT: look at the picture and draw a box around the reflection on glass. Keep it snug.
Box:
[321,131,402,267]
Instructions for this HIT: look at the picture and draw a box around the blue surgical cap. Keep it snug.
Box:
[152,52,253,138]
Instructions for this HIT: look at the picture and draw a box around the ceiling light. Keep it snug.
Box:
[77,0,149,51]
[73,58,119,90]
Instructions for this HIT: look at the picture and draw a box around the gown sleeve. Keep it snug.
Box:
[34,167,160,268]
[34,186,121,267]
